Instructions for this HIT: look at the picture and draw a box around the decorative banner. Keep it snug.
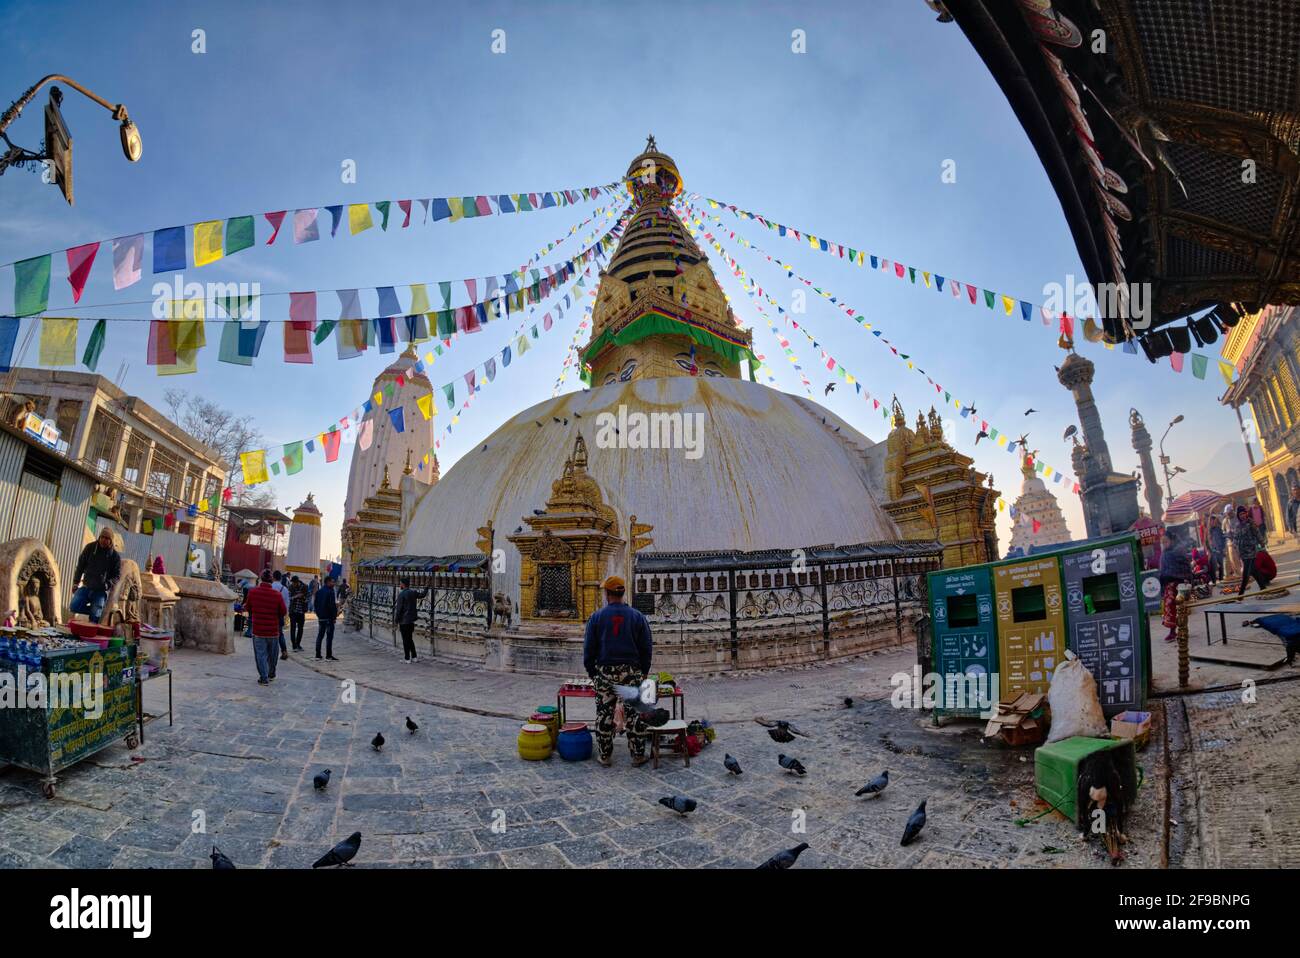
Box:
[694,192,1227,386]
[3,181,623,309]
[680,202,1081,501]
[38,317,78,367]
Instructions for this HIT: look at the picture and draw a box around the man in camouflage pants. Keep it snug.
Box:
[583,575,654,766]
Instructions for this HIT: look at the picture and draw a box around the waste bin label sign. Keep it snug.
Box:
[928,567,996,715]
[993,558,1064,698]
[1061,542,1145,716]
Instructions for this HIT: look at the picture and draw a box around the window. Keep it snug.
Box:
[86,408,126,475]
[123,431,150,487]
[537,564,574,615]
[54,399,82,443]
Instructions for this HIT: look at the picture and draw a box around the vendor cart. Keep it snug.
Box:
[0,642,140,799]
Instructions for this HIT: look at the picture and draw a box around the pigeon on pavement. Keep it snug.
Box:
[756,718,808,737]
[371,732,385,752]
[778,754,807,776]
[724,754,743,775]
[766,727,795,744]
[658,795,697,815]
[312,832,362,868]
[406,716,419,734]
[855,770,889,797]
[210,845,236,870]
[313,769,331,791]
[757,843,809,869]
[901,800,928,846]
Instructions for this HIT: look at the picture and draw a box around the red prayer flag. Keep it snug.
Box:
[148,320,177,365]
[66,242,100,303]
[323,430,343,463]
[285,314,316,364]
[1170,352,1184,373]
[398,200,411,227]
[475,196,492,216]
[264,211,287,244]
[967,284,978,304]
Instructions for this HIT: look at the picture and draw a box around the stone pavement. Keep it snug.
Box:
[0,605,1295,869]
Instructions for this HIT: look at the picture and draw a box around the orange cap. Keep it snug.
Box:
[602,575,626,593]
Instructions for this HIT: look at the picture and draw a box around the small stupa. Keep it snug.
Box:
[1007,449,1073,554]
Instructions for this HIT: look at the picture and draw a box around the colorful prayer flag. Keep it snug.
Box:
[348,203,373,235]
[293,209,320,244]
[153,227,186,273]
[240,450,268,485]
[112,234,145,289]
[193,220,224,266]
[417,393,433,420]
[226,215,255,255]
[13,254,52,316]
[39,318,78,366]
[81,318,106,371]
[388,407,405,433]
[65,243,99,303]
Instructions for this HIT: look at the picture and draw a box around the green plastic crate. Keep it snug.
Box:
[1034,736,1137,826]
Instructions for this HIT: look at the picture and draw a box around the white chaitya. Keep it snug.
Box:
[1007,452,1074,554]
[285,493,323,577]
[342,346,437,524]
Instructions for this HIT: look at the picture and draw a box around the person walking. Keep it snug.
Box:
[1235,505,1271,595]
[582,575,653,767]
[1207,517,1226,586]
[1158,532,1191,642]
[244,570,287,685]
[71,527,122,624]
[314,575,339,661]
[287,575,308,651]
[393,577,428,663]
[271,570,291,657]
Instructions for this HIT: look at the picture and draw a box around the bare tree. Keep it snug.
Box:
[163,388,275,506]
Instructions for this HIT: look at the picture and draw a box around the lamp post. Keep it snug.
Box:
[1159,414,1184,502]
[0,74,142,203]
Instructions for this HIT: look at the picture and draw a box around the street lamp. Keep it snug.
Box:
[1159,414,1184,502]
[0,74,142,204]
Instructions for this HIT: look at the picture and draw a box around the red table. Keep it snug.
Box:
[557,683,685,725]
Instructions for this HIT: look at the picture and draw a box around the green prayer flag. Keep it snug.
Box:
[1191,354,1208,380]
[81,319,107,371]
[983,289,995,309]
[461,196,478,219]
[943,391,950,402]
[217,291,258,319]
[283,441,304,475]
[907,267,916,284]
[439,282,452,310]
[225,215,255,255]
[314,320,336,345]
[376,201,391,230]
[14,254,51,317]
[270,461,281,476]
[436,309,455,338]
[442,383,455,408]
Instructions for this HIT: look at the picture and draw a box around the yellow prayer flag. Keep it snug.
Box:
[409,283,431,314]
[373,390,383,406]
[349,204,374,235]
[193,220,224,267]
[451,415,459,425]
[240,450,268,486]
[998,498,1006,512]
[39,318,78,366]
[922,272,931,288]
[198,498,209,513]
[845,374,856,385]
[417,393,434,420]
[1002,295,1014,316]
[997,435,1008,447]
[447,197,464,222]
[424,352,436,364]
[1218,361,1236,386]
[1044,466,1054,477]
[168,298,205,320]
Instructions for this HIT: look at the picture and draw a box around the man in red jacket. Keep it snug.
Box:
[243,570,287,685]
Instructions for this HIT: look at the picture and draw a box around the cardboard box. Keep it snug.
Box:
[1109,710,1151,749]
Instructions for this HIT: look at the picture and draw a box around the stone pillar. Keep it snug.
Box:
[1176,584,1190,688]
[1129,409,1164,523]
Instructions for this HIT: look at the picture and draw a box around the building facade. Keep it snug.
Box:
[0,369,227,549]
[1220,305,1298,533]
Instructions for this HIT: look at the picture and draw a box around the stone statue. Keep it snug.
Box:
[18,574,47,628]
[492,592,513,628]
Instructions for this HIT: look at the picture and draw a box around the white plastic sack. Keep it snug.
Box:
[1045,650,1108,743]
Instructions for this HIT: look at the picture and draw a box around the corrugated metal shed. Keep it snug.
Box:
[0,425,98,611]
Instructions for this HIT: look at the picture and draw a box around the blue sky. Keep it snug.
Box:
[0,0,1255,557]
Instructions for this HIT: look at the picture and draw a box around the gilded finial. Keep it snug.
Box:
[890,394,906,428]
[381,464,391,490]
[403,449,413,476]
[645,133,657,152]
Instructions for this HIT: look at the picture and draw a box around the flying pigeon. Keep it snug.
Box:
[513,526,523,534]
[313,769,331,791]
[824,383,836,395]
[975,430,989,445]
[756,718,808,737]
[757,842,809,869]
[901,799,928,846]
[210,845,236,870]
[371,732,385,752]
[658,795,697,815]
[573,412,582,418]
[767,727,795,744]
[1024,408,1038,416]
[724,754,743,775]
[312,832,362,868]
[778,754,807,776]
[965,405,977,416]
[855,770,889,797]
[405,716,419,734]
[843,697,854,708]
[1063,424,1078,441]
